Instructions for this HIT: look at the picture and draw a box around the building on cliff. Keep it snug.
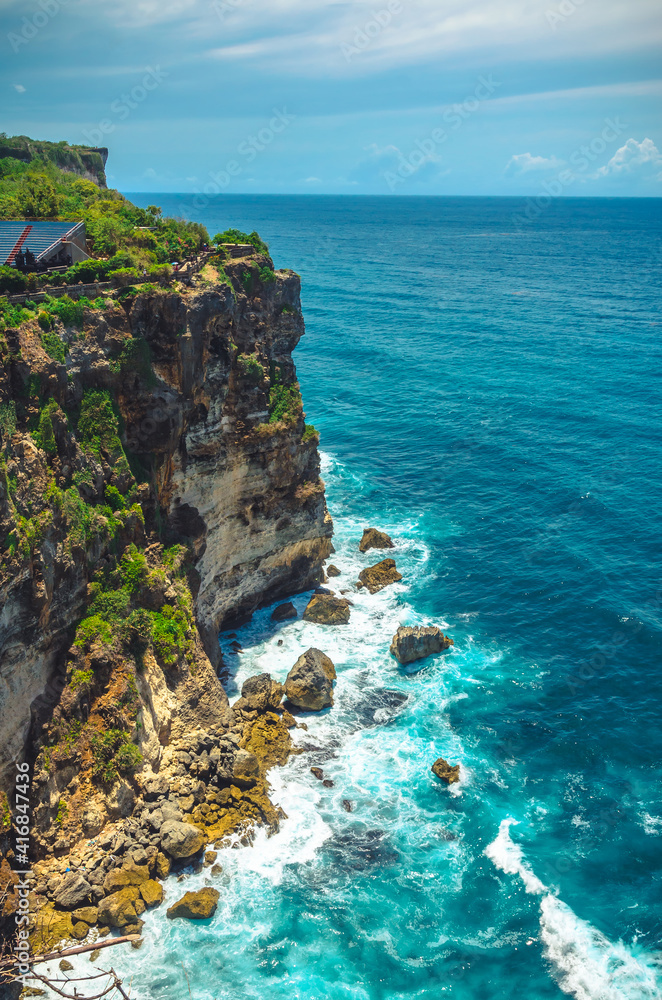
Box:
[0,221,90,272]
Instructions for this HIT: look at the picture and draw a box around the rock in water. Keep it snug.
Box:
[160,820,206,859]
[390,626,454,665]
[236,673,284,712]
[359,528,395,553]
[326,564,341,577]
[271,602,298,622]
[285,648,337,710]
[356,559,402,594]
[431,758,461,785]
[303,594,351,625]
[166,888,220,920]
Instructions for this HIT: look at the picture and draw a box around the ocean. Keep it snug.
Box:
[111,195,662,998]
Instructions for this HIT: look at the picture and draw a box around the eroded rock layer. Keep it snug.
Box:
[0,254,333,948]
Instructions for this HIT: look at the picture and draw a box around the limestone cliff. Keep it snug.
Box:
[0,250,332,864]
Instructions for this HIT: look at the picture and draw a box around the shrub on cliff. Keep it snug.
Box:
[32,400,59,455]
[39,328,67,363]
[150,605,191,668]
[90,728,142,785]
[0,266,27,295]
[78,389,123,460]
[212,228,269,256]
[237,353,264,385]
[269,383,302,425]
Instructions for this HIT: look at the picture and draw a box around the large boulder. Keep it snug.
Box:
[271,602,298,622]
[431,758,461,785]
[285,648,337,711]
[104,860,151,894]
[54,872,92,910]
[160,820,206,859]
[359,528,394,553]
[237,673,284,712]
[139,880,164,908]
[98,886,142,929]
[231,749,260,786]
[390,626,454,665]
[166,888,220,921]
[356,559,402,594]
[303,594,351,625]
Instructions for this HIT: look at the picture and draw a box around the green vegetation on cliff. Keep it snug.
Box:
[0,134,209,278]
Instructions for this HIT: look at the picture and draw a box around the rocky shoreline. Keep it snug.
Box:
[0,242,459,993]
[4,529,460,970]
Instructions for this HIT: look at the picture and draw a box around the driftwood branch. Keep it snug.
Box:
[30,934,141,966]
[31,967,128,1000]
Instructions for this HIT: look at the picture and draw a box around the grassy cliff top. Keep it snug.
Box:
[0,133,107,185]
[0,134,270,293]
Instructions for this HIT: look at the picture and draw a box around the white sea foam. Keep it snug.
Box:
[486,819,662,1000]
[639,811,662,836]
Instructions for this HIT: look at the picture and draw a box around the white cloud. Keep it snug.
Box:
[595,137,662,178]
[84,0,662,76]
[506,152,564,174]
[12,84,26,93]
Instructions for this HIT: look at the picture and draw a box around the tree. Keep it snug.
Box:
[16,174,59,218]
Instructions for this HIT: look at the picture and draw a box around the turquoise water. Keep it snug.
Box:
[104,196,662,998]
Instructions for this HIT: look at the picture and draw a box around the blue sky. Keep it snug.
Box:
[2,0,661,195]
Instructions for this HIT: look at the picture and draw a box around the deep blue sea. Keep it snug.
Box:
[77,197,662,998]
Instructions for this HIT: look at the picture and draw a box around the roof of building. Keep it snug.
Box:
[0,221,84,266]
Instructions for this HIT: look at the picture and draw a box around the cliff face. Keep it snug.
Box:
[0,135,108,186]
[0,253,332,818]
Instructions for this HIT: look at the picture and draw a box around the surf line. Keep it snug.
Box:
[485,819,661,1000]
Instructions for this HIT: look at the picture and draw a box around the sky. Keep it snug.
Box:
[1,0,661,196]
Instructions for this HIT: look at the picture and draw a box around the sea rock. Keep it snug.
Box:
[284,648,337,711]
[356,559,402,594]
[211,864,223,877]
[237,673,284,712]
[311,767,324,781]
[155,852,171,879]
[231,749,260,786]
[166,888,220,921]
[72,907,98,925]
[389,626,454,665]
[431,758,461,785]
[160,820,206,859]
[59,960,74,972]
[103,861,150,893]
[204,851,218,866]
[54,872,92,910]
[97,886,141,929]
[271,602,298,622]
[303,594,351,625]
[359,528,395,553]
[326,565,341,577]
[139,880,164,908]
